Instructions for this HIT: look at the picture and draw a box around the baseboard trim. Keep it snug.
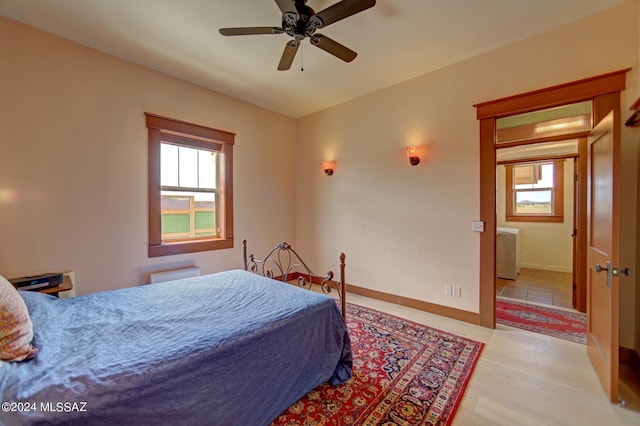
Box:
[346,283,481,325]
[520,263,573,273]
[287,272,481,326]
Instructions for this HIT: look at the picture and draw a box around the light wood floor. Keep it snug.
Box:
[346,292,640,425]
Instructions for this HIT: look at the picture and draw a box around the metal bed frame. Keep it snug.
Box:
[242,239,346,320]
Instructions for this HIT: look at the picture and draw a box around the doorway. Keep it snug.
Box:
[474,70,629,405]
[495,142,579,311]
[473,69,626,329]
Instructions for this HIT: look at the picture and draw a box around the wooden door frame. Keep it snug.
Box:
[474,70,628,328]
[575,139,588,313]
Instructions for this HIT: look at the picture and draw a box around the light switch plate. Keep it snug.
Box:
[472,221,485,232]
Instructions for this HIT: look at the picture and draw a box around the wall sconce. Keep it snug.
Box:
[407,146,420,166]
[322,161,335,176]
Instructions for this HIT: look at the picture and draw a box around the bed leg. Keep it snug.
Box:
[242,239,248,271]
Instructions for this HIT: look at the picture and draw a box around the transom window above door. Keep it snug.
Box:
[496,101,592,144]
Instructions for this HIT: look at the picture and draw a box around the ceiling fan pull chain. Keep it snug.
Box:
[300,41,304,72]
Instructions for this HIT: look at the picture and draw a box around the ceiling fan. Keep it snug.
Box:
[219,0,376,71]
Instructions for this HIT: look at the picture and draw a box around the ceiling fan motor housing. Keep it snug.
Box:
[283,0,320,38]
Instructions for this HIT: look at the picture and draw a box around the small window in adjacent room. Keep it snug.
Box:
[146,113,235,257]
[505,160,564,223]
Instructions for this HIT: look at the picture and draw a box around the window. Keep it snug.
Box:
[495,101,592,144]
[160,144,217,240]
[505,160,564,223]
[146,113,234,257]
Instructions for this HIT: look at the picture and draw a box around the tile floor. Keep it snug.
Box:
[497,267,573,309]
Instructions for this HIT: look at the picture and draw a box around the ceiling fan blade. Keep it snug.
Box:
[278,39,300,71]
[219,27,283,36]
[311,0,376,28]
[274,0,297,15]
[310,34,357,62]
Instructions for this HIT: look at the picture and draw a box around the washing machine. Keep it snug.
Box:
[497,227,521,280]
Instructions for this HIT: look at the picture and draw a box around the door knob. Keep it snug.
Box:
[612,267,632,277]
[595,262,612,287]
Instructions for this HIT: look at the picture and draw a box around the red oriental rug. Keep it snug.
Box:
[271,303,484,425]
[496,297,587,344]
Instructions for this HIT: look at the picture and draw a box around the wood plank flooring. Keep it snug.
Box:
[346,292,640,425]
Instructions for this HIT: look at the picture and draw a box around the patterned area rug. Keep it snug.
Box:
[496,297,587,344]
[271,303,484,425]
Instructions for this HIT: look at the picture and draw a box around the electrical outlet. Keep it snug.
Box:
[444,284,453,296]
[455,287,462,298]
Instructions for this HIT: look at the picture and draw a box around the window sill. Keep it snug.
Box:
[505,215,564,223]
[149,238,233,257]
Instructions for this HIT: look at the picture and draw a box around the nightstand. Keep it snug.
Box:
[10,272,75,298]
[37,275,74,298]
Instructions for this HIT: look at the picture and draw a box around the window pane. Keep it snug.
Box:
[160,144,179,187]
[497,140,578,163]
[195,211,215,230]
[161,196,190,211]
[536,163,554,188]
[198,151,216,189]
[513,164,541,186]
[161,143,216,190]
[514,163,554,189]
[161,213,190,235]
[194,200,215,209]
[496,101,592,143]
[160,191,216,240]
[515,190,552,214]
[178,146,198,188]
[194,192,216,233]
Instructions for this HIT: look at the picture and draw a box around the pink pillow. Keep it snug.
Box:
[0,274,38,361]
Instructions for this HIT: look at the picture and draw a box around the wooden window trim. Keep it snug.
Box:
[505,160,564,223]
[146,113,235,257]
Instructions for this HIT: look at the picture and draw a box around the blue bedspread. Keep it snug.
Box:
[0,270,352,425]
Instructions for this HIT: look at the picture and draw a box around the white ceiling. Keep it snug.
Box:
[0,0,628,118]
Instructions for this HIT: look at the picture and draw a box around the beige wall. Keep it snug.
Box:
[496,160,574,273]
[296,1,638,319]
[1,3,638,347]
[0,17,297,295]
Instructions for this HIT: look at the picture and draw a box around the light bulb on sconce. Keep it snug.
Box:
[407,146,420,166]
[322,161,335,176]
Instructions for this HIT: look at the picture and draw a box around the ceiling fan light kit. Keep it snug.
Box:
[219,0,376,70]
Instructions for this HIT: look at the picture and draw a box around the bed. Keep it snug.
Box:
[0,242,351,426]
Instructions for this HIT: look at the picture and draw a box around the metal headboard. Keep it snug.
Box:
[242,239,346,320]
